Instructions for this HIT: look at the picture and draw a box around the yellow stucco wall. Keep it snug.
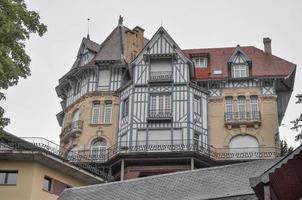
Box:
[208,87,279,150]
[61,92,119,151]
[0,161,87,200]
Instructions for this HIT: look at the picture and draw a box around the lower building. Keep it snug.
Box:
[59,144,302,200]
[0,132,104,200]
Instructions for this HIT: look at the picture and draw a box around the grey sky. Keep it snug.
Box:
[2,0,302,148]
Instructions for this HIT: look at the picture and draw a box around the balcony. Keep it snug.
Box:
[149,71,173,83]
[60,120,83,143]
[147,109,173,122]
[74,140,280,162]
[224,111,261,127]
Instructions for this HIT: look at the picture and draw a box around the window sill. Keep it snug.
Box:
[0,184,17,186]
[101,123,112,125]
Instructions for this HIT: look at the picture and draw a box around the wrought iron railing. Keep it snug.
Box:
[148,109,172,119]
[1,137,280,177]
[0,137,111,180]
[150,71,173,82]
[224,111,261,123]
[76,140,280,162]
[60,120,83,138]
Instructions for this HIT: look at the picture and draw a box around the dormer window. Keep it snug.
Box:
[193,57,208,68]
[231,54,249,78]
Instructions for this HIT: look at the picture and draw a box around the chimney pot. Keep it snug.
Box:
[263,37,272,54]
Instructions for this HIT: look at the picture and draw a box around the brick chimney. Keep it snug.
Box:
[124,26,145,63]
[263,37,272,54]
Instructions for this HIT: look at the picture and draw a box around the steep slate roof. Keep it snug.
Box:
[59,159,279,200]
[71,37,101,69]
[183,46,296,80]
[93,25,129,63]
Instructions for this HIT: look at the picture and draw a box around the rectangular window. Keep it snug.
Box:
[150,59,172,81]
[0,171,18,185]
[193,96,201,115]
[74,80,81,95]
[193,57,208,68]
[238,96,246,120]
[225,97,233,120]
[149,94,172,118]
[232,65,249,78]
[91,101,100,124]
[98,69,110,91]
[122,98,129,118]
[43,176,52,192]
[103,102,112,124]
[193,132,200,147]
[250,96,259,120]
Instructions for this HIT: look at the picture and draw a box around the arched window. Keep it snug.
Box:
[229,135,259,159]
[71,109,80,129]
[91,138,107,160]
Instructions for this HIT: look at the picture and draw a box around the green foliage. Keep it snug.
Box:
[291,94,302,142]
[280,140,293,156]
[0,0,47,133]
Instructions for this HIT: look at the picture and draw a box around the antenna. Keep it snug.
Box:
[87,18,90,39]
[161,18,163,27]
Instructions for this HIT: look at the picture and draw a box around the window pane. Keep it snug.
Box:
[91,102,100,124]
[123,98,129,117]
[104,103,112,123]
[6,172,17,185]
[43,177,51,191]
[0,172,5,184]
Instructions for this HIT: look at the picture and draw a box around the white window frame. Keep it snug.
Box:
[91,138,107,159]
[149,93,172,115]
[122,98,129,118]
[193,95,201,115]
[250,96,260,120]
[238,96,246,120]
[231,54,249,78]
[91,101,100,124]
[103,102,112,124]
[225,97,233,120]
[193,57,208,68]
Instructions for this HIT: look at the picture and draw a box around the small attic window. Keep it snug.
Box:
[193,57,208,68]
[231,54,249,78]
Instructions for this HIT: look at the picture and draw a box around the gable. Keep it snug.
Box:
[132,27,194,78]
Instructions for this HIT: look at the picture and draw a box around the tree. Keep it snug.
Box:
[291,94,302,143]
[280,140,294,156]
[0,0,47,135]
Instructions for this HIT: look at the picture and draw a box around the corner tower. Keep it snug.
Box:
[56,17,146,157]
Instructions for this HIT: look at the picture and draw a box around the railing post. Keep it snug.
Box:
[190,158,194,170]
[120,159,125,181]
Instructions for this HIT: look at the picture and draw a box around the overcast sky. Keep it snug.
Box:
[2,0,302,148]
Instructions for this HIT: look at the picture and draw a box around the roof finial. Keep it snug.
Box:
[118,15,123,26]
[87,18,90,39]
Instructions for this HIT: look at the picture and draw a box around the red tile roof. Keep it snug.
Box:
[183,46,296,80]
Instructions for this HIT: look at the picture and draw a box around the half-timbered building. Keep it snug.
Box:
[55,17,296,181]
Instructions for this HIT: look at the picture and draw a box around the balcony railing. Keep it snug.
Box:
[149,71,173,82]
[225,111,261,124]
[60,120,83,142]
[148,109,172,121]
[74,140,280,163]
[0,137,111,180]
